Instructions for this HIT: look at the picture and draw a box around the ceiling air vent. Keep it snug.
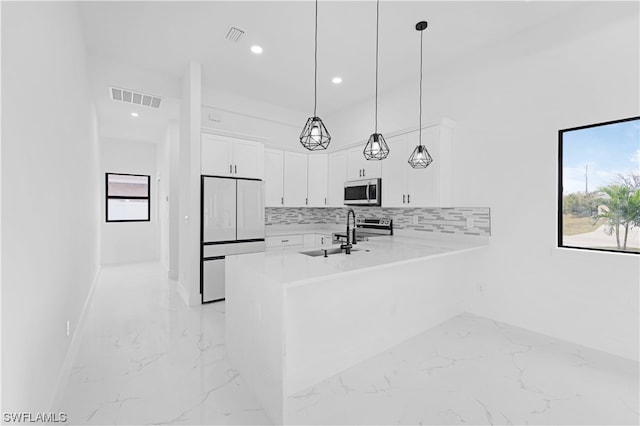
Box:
[109,87,162,109]
[225,26,245,43]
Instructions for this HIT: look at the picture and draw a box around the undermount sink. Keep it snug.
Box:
[301,247,361,257]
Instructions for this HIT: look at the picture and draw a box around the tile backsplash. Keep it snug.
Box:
[265,206,491,236]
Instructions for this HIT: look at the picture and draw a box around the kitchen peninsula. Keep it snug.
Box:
[225,233,488,424]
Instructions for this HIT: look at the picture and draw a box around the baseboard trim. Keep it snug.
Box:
[49,265,102,411]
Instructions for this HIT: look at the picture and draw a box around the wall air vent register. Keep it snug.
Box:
[109,87,162,109]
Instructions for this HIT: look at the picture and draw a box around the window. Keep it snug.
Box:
[106,173,150,222]
[558,116,640,254]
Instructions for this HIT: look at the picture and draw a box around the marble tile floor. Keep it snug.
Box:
[59,261,639,425]
[58,262,270,425]
[288,315,639,425]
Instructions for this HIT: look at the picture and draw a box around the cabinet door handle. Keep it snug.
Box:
[362,168,365,177]
[234,165,237,174]
[359,169,362,177]
[282,239,289,242]
[325,197,327,205]
[321,237,324,244]
[305,198,308,205]
[229,164,233,173]
[403,194,406,204]
[281,197,284,205]
[407,194,410,204]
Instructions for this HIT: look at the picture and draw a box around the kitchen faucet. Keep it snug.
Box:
[341,208,357,254]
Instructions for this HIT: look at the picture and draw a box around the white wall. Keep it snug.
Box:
[156,120,180,276]
[201,86,304,149]
[1,2,101,411]
[168,122,180,279]
[178,62,202,305]
[326,4,639,360]
[100,138,158,264]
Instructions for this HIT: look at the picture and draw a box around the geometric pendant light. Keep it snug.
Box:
[408,20,433,169]
[300,0,331,151]
[363,0,390,160]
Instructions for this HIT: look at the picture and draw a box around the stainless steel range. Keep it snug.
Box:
[332,217,393,243]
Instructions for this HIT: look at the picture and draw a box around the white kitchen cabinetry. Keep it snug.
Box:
[283,151,308,207]
[381,122,453,207]
[307,154,328,207]
[317,233,333,246]
[303,233,333,248]
[346,146,381,181]
[265,235,303,250]
[265,149,284,207]
[201,133,264,179]
[302,234,316,248]
[327,150,347,207]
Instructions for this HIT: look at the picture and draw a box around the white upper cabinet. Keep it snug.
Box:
[265,149,326,207]
[346,146,381,181]
[327,150,347,207]
[233,139,264,179]
[264,148,284,207]
[201,134,233,176]
[201,133,264,179]
[380,135,409,207]
[381,122,453,207]
[307,154,328,207]
[283,151,308,207]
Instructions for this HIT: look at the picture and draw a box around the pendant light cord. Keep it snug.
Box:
[419,28,423,146]
[313,0,318,118]
[375,0,380,133]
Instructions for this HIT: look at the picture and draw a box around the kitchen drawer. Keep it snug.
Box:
[203,241,265,258]
[265,235,304,249]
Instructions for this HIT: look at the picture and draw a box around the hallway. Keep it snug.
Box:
[57,262,269,425]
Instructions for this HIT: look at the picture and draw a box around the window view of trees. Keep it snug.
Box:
[559,117,639,254]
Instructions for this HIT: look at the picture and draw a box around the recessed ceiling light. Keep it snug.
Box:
[250,45,263,54]
[332,77,343,84]
[131,112,139,117]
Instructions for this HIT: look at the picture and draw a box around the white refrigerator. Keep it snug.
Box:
[201,176,265,303]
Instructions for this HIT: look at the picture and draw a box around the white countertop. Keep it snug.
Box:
[228,234,489,288]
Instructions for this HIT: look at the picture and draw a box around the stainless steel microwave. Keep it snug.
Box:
[344,178,381,206]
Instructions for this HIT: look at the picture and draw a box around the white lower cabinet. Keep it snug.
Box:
[267,233,334,251]
[303,233,333,248]
[302,234,316,248]
[318,234,333,246]
[382,122,453,207]
[265,235,304,250]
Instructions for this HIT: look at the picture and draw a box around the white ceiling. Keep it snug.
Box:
[77,1,618,142]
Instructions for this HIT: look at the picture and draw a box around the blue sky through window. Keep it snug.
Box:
[562,118,640,194]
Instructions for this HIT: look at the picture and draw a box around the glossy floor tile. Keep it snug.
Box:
[288,314,639,425]
[58,262,270,425]
[59,262,638,425]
